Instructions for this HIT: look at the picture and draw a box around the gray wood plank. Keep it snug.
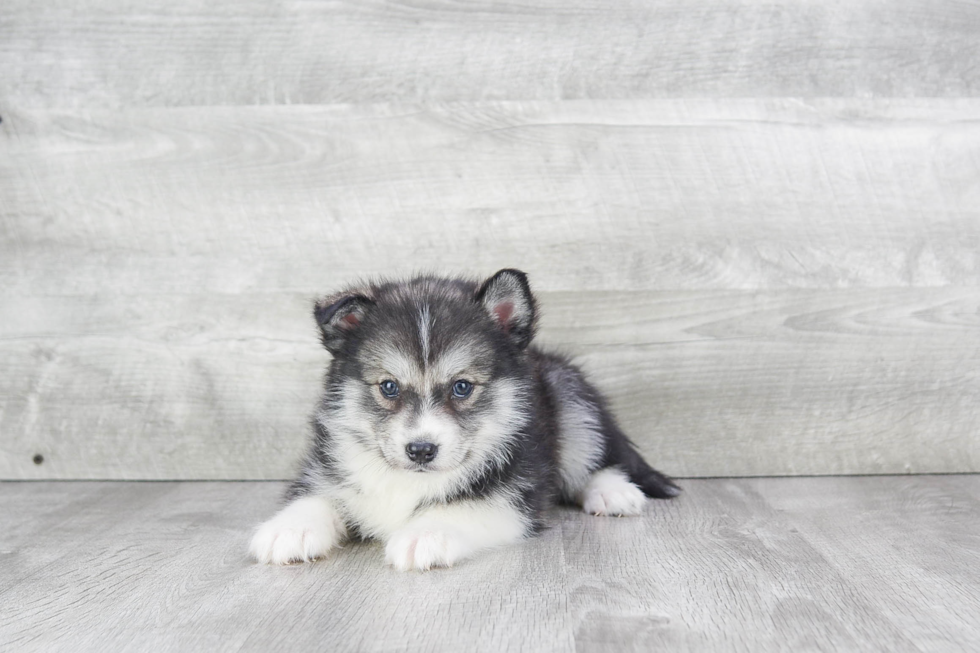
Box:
[0,481,574,653]
[565,288,980,478]
[0,292,329,480]
[2,0,980,108]
[562,479,920,651]
[753,476,980,653]
[2,287,979,479]
[2,100,978,295]
[3,100,979,478]
[0,482,168,595]
[3,478,979,651]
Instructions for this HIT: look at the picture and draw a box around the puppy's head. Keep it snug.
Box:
[315,269,536,474]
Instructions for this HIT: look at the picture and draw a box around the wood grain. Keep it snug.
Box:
[2,477,978,651]
[2,0,980,108]
[3,85,979,479]
[2,287,977,479]
[559,288,980,478]
[562,480,919,651]
[756,475,980,650]
[2,100,979,295]
[0,481,575,652]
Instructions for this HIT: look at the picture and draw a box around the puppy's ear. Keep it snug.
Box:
[476,269,537,349]
[313,294,374,354]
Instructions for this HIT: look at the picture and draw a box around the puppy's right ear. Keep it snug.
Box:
[313,294,374,354]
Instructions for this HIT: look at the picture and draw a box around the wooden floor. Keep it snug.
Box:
[2,476,978,652]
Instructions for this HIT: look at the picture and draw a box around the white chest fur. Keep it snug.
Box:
[330,457,464,540]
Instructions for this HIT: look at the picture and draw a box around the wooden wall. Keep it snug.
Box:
[1,0,978,479]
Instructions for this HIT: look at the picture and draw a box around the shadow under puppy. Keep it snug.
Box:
[251,269,679,571]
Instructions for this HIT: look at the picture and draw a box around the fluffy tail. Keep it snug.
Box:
[628,457,682,499]
[601,416,682,499]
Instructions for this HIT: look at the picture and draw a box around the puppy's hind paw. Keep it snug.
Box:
[581,467,646,517]
[249,496,345,565]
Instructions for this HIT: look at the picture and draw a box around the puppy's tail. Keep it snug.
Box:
[610,435,682,499]
[629,458,682,499]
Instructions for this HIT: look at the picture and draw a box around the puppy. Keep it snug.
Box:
[250,269,679,571]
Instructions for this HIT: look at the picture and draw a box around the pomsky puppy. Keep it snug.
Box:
[250,269,679,571]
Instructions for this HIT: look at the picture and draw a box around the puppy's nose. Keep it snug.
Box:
[406,441,438,464]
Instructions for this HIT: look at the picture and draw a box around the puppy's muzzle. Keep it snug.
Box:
[405,441,438,464]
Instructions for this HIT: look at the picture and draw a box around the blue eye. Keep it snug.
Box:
[379,380,399,398]
[452,380,473,398]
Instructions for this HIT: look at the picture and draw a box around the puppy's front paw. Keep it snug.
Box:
[385,528,467,572]
[581,467,646,516]
[249,496,345,565]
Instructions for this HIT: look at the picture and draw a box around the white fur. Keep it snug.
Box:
[319,379,376,441]
[329,450,465,539]
[250,495,347,564]
[268,310,535,568]
[418,304,431,362]
[364,344,421,387]
[320,420,479,540]
[580,467,646,516]
[543,366,605,500]
[384,496,528,571]
[360,394,469,473]
[400,409,462,465]
[428,341,490,384]
[306,377,531,542]
[555,397,605,500]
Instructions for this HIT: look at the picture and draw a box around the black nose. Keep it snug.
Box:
[406,441,438,464]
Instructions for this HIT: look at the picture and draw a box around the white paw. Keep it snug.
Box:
[581,467,646,516]
[249,496,345,565]
[385,528,467,572]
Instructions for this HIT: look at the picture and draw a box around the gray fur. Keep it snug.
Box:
[286,270,680,541]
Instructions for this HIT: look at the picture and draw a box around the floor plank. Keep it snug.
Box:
[3,100,979,295]
[1,477,978,652]
[3,287,979,480]
[754,476,980,652]
[562,480,917,652]
[3,98,980,479]
[2,0,979,108]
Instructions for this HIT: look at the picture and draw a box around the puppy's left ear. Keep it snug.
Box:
[476,268,537,349]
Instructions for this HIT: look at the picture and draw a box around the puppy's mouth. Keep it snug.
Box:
[397,454,466,474]
[379,451,443,473]
[406,458,449,473]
